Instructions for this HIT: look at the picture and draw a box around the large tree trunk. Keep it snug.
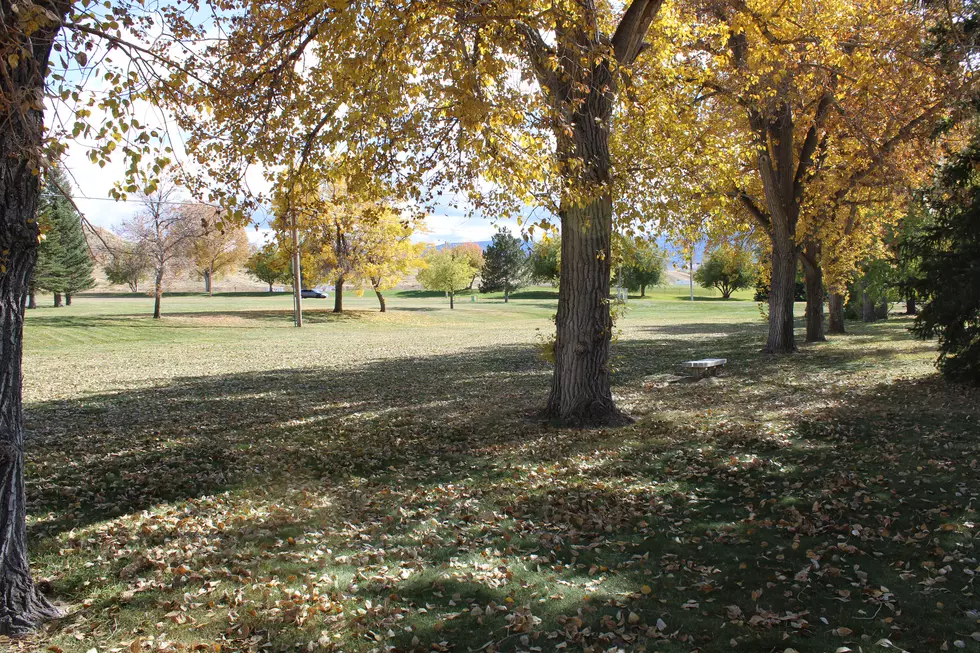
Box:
[828,293,846,334]
[765,236,798,353]
[52,293,61,308]
[0,90,63,633]
[333,276,344,313]
[546,196,627,425]
[905,297,917,315]
[800,244,825,343]
[153,271,164,319]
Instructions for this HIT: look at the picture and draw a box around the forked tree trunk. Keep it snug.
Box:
[828,293,846,334]
[546,196,627,425]
[52,293,61,308]
[801,245,825,343]
[0,110,63,634]
[334,276,344,313]
[153,272,163,319]
[765,236,798,353]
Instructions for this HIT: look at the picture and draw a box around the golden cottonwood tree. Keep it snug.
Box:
[165,0,668,425]
[187,205,250,296]
[619,0,974,351]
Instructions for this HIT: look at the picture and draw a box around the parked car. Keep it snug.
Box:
[301,289,328,299]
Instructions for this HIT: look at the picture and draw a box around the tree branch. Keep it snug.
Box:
[612,0,664,65]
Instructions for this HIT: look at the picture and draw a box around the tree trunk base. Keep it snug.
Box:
[542,401,634,428]
[0,572,62,636]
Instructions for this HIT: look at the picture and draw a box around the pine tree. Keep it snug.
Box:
[28,213,68,308]
[45,169,95,305]
[479,228,527,302]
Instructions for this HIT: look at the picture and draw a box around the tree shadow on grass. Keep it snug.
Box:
[27,320,978,652]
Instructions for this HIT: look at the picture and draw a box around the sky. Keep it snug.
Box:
[61,144,533,248]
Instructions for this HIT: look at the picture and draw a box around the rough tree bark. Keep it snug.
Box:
[517,0,661,425]
[828,292,846,334]
[333,276,344,313]
[800,243,826,343]
[0,21,64,628]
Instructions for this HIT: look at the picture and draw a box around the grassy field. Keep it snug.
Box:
[13,287,980,653]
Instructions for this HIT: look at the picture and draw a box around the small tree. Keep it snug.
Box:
[479,228,527,302]
[245,242,291,292]
[417,248,479,309]
[903,136,980,383]
[620,238,667,298]
[121,179,201,318]
[695,248,757,299]
[188,205,250,295]
[529,236,561,286]
[452,242,484,290]
[105,244,152,292]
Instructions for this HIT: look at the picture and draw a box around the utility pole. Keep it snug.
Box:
[689,251,694,302]
[291,208,303,328]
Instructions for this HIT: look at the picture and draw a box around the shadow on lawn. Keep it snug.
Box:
[26,320,980,652]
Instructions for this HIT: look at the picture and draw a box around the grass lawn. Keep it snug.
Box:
[13,287,980,652]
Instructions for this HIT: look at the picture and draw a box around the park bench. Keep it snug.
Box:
[681,358,727,379]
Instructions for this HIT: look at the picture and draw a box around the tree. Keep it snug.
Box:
[620,0,973,351]
[694,247,757,300]
[188,205,250,295]
[245,243,291,292]
[621,237,667,298]
[0,0,202,631]
[171,0,668,425]
[121,180,201,318]
[44,168,94,306]
[529,236,561,286]
[357,212,425,313]
[903,135,980,382]
[417,248,479,310]
[104,244,152,292]
[28,216,68,309]
[452,242,485,291]
[479,228,527,302]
